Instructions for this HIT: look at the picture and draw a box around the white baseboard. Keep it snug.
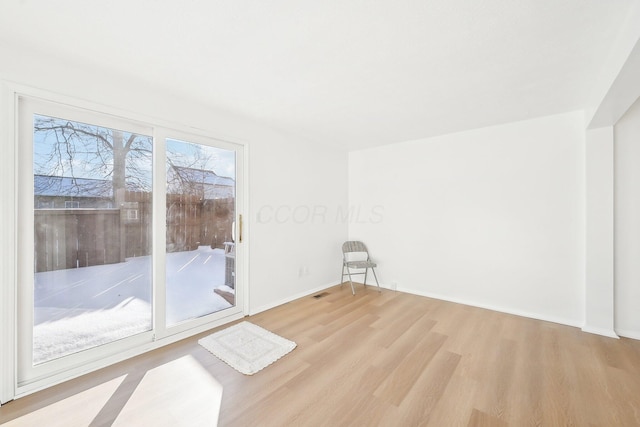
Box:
[581,326,620,339]
[397,286,583,329]
[616,329,640,341]
[249,281,339,316]
[249,283,639,343]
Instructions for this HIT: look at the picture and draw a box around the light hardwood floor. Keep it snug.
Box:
[2,284,640,426]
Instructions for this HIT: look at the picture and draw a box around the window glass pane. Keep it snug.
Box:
[33,114,153,364]
[165,138,236,326]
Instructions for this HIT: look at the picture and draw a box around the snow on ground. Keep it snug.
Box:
[33,247,232,364]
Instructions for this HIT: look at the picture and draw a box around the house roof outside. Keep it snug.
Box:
[35,168,234,200]
[34,175,145,198]
[169,166,235,200]
[171,166,235,187]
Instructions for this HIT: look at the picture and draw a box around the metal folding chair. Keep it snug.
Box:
[341,241,381,295]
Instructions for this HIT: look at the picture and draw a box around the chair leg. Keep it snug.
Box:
[364,269,368,288]
[345,267,356,295]
[340,264,345,289]
[371,267,381,293]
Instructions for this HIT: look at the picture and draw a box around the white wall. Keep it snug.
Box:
[349,111,586,326]
[614,95,640,339]
[584,126,616,337]
[249,139,349,313]
[0,44,348,316]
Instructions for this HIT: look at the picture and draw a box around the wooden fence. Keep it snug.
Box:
[34,192,234,272]
[35,209,122,272]
[166,194,234,253]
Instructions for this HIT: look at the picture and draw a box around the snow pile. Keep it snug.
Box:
[33,248,233,364]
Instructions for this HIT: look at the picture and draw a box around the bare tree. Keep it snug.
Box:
[34,115,152,205]
[165,140,219,197]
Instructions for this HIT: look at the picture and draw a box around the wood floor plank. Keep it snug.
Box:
[473,338,518,422]
[382,349,461,426]
[370,313,438,372]
[373,331,448,406]
[423,374,478,427]
[467,408,509,427]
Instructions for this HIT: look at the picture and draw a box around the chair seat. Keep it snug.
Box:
[345,260,377,269]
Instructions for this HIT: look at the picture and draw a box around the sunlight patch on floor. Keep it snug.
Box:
[112,356,223,427]
[2,376,126,427]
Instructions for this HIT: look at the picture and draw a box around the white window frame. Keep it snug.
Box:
[0,82,18,405]
[64,200,80,209]
[127,209,139,220]
[0,83,248,403]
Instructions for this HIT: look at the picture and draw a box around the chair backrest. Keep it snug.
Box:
[342,241,370,262]
[342,241,368,254]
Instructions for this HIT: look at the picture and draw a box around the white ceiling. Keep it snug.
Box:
[0,0,635,149]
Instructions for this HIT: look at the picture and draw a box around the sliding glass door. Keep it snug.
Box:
[16,96,244,391]
[165,138,237,326]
